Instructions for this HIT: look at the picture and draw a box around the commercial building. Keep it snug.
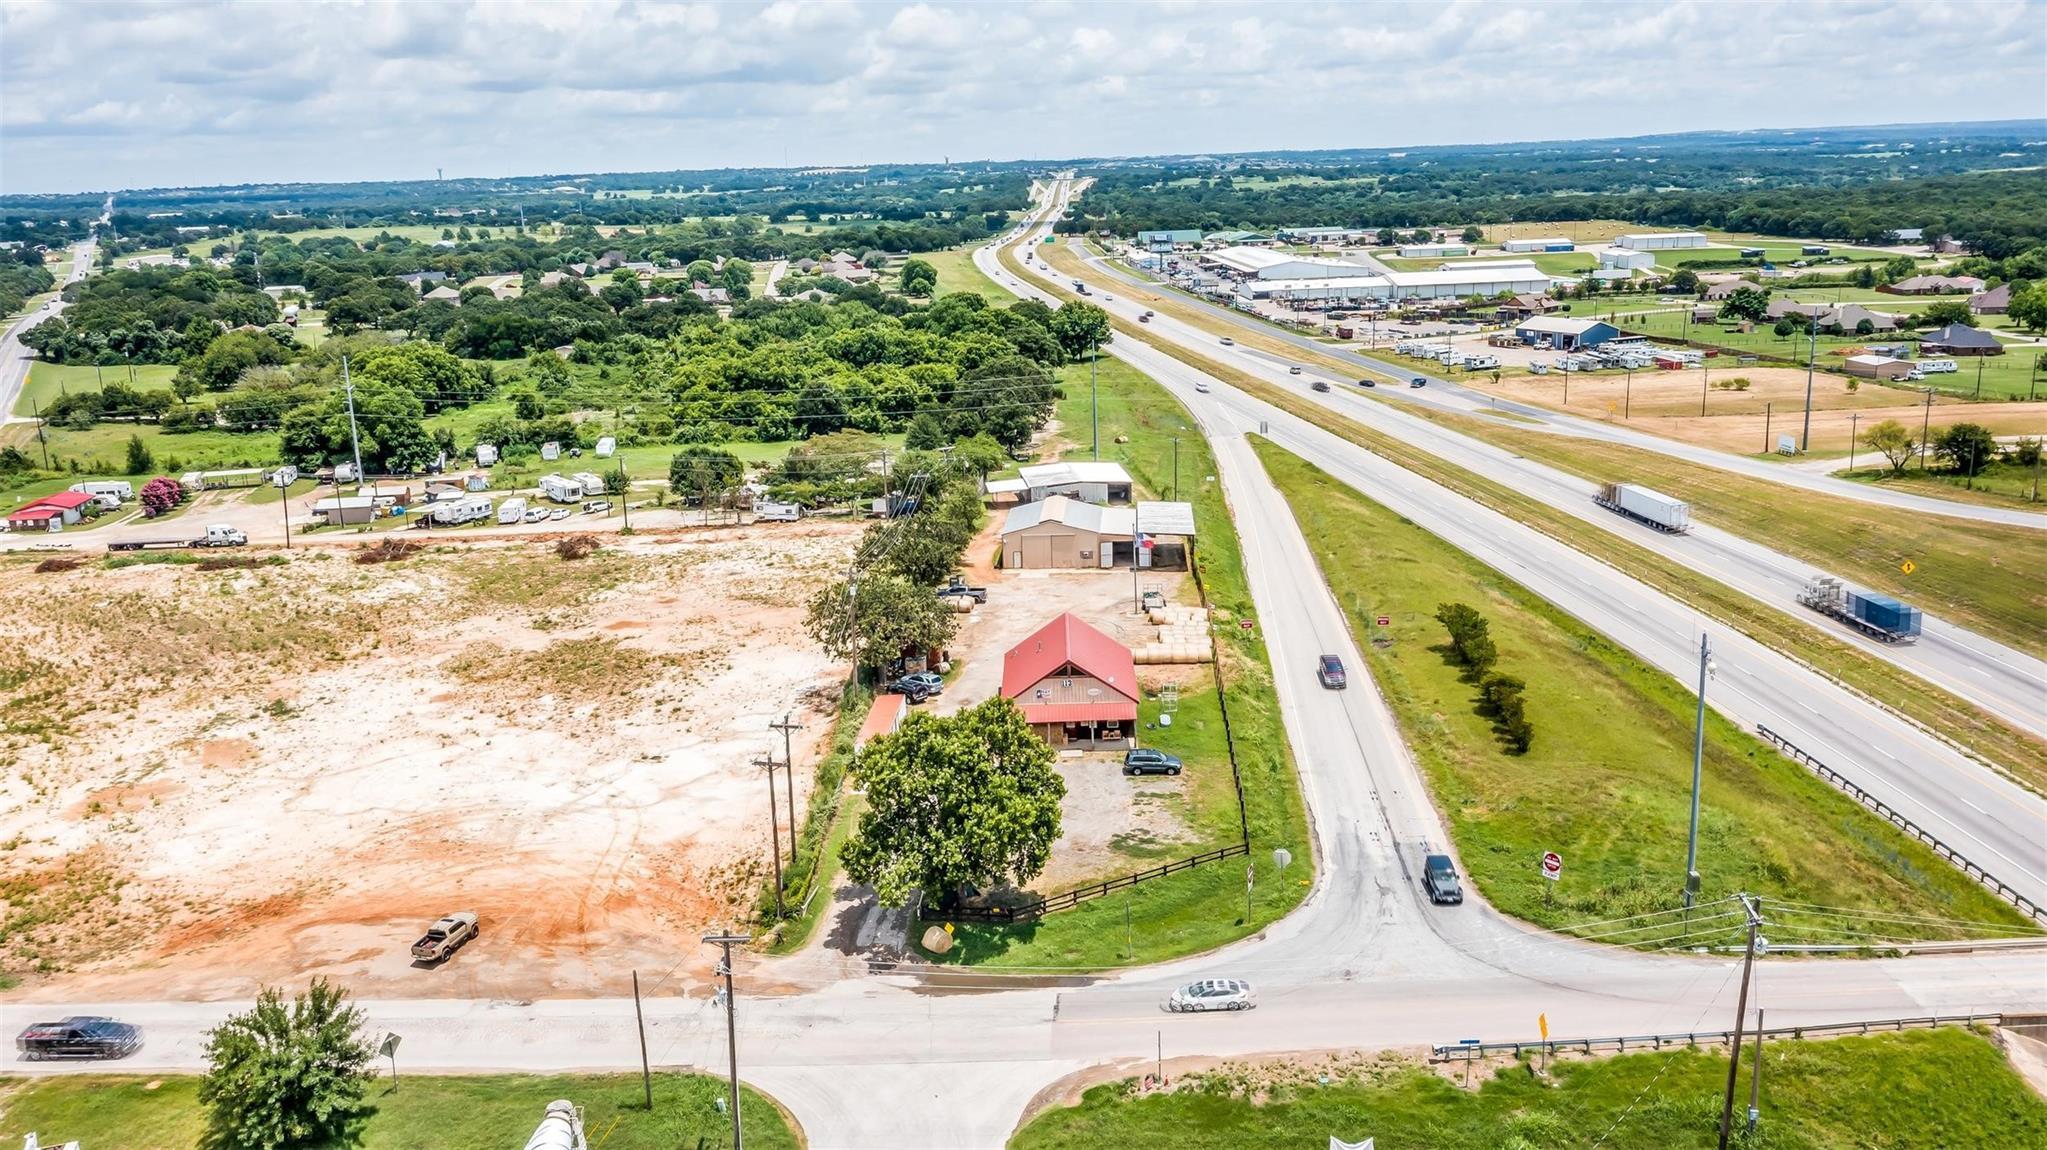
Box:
[1205,245,1379,281]
[1137,229,1203,249]
[1502,238,1574,253]
[1235,260,1551,305]
[1203,230,1273,246]
[1014,460,1133,504]
[1513,317,1622,351]
[5,490,94,531]
[1599,248,1658,271]
[1001,612,1139,748]
[310,496,377,525]
[1397,243,1468,258]
[1613,231,1709,250]
[1278,226,1370,244]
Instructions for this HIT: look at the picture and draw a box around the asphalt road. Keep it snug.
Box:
[1078,246,2047,530]
[1055,245,2046,742]
[0,238,95,426]
[9,191,2043,1150]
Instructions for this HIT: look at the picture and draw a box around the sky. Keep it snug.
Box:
[3,0,2044,195]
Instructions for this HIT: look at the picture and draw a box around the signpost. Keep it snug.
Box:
[1375,615,1391,628]
[1540,851,1563,880]
[378,1032,402,1088]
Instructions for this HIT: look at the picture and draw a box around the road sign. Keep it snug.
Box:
[1538,1013,1550,1040]
[1540,851,1563,881]
[1900,560,1916,575]
[1375,615,1391,628]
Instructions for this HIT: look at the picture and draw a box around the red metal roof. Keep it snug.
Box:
[7,506,61,522]
[23,491,93,511]
[1019,701,1138,725]
[856,694,907,748]
[1002,612,1137,704]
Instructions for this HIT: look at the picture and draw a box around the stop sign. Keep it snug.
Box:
[1541,851,1563,880]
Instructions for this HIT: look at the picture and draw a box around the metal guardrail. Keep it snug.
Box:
[1757,726,2046,924]
[931,843,1251,923]
[1432,1012,2009,1061]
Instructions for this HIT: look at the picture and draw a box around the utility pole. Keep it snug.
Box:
[28,398,50,470]
[1718,894,1766,1150]
[1170,437,1180,502]
[770,713,800,867]
[280,479,293,549]
[753,752,784,919]
[1919,388,1934,471]
[1700,360,1710,416]
[1624,367,1633,419]
[1847,412,1860,475]
[1746,1006,1765,1135]
[1799,317,1816,452]
[1090,335,1100,461]
[342,355,364,488]
[704,932,752,1150]
[1682,634,1711,908]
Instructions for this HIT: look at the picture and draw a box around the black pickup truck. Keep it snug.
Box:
[936,577,988,603]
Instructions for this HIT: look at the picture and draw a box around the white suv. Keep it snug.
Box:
[1166,978,1256,1013]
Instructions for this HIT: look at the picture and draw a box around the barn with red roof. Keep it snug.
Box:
[1001,612,1139,748]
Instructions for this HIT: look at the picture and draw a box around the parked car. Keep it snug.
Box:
[1357,378,1377,388]
[522,507,548,523]
[1316,654,1347,689]
[888,672,943,703]
[582,499,612,514]
[16,1016,143,1060]
[1288,365,1303,375]
[1422,853,1464,905]
[1410,377,1428,388]
[1166,979,1256,1013]
[1311,380,1331,393]
[1123,748,1183,776]
[549,507,572,521]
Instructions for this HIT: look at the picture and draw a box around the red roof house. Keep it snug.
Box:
[1001,612,1139,746]
[6,490,94,530]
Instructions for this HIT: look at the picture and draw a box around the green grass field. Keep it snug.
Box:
[16,362,177,417]
[915,355,1311,969]
[0,1071,799,1150]
[1010,1027,2047,1149]
[909,245,1008,301]
[1255,441,2033,939]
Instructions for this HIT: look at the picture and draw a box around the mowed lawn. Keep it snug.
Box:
[0,1072,799,1150]
[1254,442,2033,940]
[912,245,1009,301]
[922,355,1312,969]
[16,361,178,417]
[1010,1028,2047,1150]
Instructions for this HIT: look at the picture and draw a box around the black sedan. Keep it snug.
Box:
[17,1016,143,1060]
[1410,377,1428,388]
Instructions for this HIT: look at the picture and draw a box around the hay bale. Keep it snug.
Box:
[921,924,954,954]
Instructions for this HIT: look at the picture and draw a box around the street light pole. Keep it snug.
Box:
[1799,317,1816,452]
[703,932,753,1150]
[1090,335,1099,461]
[1682,633,1711,908]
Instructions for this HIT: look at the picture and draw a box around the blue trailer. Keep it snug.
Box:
[1799,576,1923,642]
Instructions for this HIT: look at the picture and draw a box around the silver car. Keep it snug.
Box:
[1166,978,1255,1013]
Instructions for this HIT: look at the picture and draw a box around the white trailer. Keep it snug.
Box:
[1595,482,1691,533]
[1918,359,1958,374]
[497,497,528,525]
[538,474,582,503]
[475,444,499,466]
[70,480,133,503]
[753,498,801,522]
[570,471,606,496]
[594,436,616,458]
[1463,354,1500,370]
[429,496,493,525]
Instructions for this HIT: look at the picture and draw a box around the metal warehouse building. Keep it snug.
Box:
[1502,237,1575,252]
[1205,245,1379,281]
[1397,243,1469,258]
[1613,231,1709,250]
[1600,248,1658,270]
[1514,317,1622,351]
[1238,260,1551,303]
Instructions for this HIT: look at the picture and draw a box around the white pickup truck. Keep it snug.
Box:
[410,911,479,963]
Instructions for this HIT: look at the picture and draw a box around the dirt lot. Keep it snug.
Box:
[1456,363,2047,455]
[0,521,861,1001]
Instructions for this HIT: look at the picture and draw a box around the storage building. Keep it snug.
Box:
[1016,461,1134,504]
[1613,232,1709,250]
[1205,246,1378,281]
[1001,496,1133,569]
[1599,248,1658,271]
[1397,244,1468,258]
[1502,238,1574,253]
[1137,229,1203,249]
[1001,612,1139,748]
[1843,355,1916,381]
[1514,317,1622,351]
[310,496,377,525]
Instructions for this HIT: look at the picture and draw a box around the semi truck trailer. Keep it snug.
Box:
[1594,483,1692,534]
[1798,576,1923,642]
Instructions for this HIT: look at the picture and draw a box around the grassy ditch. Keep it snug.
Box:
[1009,1027,2047,1150]
[918,355,1312,969]
[760,680,868,954]
[1254,441,2033,940]
[1013,237,2047,789]
[0,1071,801,1150]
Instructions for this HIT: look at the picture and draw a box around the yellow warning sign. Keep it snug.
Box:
[1900,560,1917,575]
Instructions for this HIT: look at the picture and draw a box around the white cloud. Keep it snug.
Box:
[0,0,2040,192]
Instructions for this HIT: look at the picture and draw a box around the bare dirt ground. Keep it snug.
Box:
[0,521,861,1001]
[1457,365,2047,455]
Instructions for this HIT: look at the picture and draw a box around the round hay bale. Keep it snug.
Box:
[922,924,955,954]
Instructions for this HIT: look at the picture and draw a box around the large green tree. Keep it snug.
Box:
[1049,300,1112,360]
[198,977,373,1150]
[1933,422,1997,475]
[1861,419,1918,475]
[842,697,1065,907]
[668,445,744,503]
[278,378,435,473]
[898,258,939,298]
[803,572,957,679]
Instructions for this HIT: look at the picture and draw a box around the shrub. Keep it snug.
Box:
[556,534,599,560]
[198,978,373,1150]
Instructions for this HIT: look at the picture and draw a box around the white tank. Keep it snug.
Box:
[522,1100,586,1150]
